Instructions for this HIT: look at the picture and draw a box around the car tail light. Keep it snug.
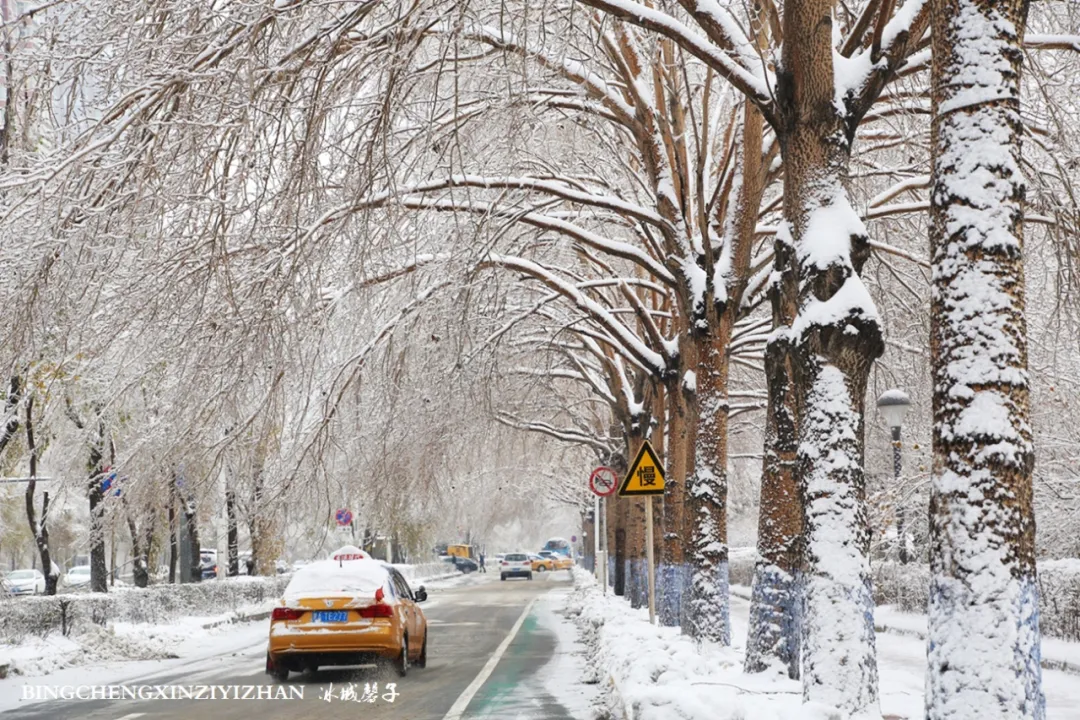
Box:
[271,607,304,621]
[359,604,394,618]
[500,561,507,565]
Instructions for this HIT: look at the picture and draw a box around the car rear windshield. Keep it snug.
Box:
[283,559,390,601]
[505,554,527,561]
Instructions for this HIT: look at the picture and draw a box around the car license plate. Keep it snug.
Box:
[311,611,348,623]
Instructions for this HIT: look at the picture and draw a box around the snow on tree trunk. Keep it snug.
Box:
[775,0,885,708]
[797,361,878,716]
[927,0,1044,717]
[783,163,883,715]
[746,316,802,677]
[686,335,731,644]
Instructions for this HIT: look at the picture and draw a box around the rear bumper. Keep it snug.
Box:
[502,569,531,576]
[268,622,401,662]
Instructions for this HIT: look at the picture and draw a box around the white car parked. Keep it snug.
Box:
[63,565,92,589]
[6,569,46,595]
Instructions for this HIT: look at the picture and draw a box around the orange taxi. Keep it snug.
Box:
[537,550,573,570]
[265,546,428,680]
[529,553,555,572]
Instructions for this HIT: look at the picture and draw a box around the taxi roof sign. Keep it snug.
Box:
[330,545,372,561]
[618,440,666,497]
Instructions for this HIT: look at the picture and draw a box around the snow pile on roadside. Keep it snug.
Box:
[535,587,603,719]
[566,570,840,720]
[2,625,178,678]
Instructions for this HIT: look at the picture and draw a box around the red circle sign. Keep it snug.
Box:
[589,467,618,497]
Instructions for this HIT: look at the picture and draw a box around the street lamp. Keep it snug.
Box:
[877,389,912,564]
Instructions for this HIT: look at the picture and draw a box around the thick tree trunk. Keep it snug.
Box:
[777,2,884,710]
[745,320,802,677]
[685,332,731,643]
[660,356,696,627]
[926,0,1043,716]
[685,99,767,645]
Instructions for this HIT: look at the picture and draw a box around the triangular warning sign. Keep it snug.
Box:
[619,440,666,496]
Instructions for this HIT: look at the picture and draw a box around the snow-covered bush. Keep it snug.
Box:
[728,554,757,587]
[393,562,456,584]
[0,576,289,644]
[872,560,1080,641]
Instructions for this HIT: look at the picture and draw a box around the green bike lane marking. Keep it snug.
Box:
[462,610,572,719]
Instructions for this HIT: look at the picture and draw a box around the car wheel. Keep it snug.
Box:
[267,653,289,682]
[537,565,546,572]
[528,573,533,580]
[395,637,409,677]
[501,574,506,581]
[417,632,428,669]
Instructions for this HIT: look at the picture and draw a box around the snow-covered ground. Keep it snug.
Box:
[536,585,602,719]
[568,570,1080,720]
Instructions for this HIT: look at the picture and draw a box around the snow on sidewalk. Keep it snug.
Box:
[567,570,1080,720]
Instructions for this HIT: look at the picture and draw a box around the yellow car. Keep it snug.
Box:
[538,551,573,570]
[265,546,428,680]
[530,553,555,572]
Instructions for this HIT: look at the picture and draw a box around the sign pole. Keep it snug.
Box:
[600,497,607,595]
[616,440,666,615]
[596,496,604,578]
[645,497,656,624]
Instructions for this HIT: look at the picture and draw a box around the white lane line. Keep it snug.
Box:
[441,597,537,720]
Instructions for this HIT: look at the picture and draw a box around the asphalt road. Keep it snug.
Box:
[1,571,583,720]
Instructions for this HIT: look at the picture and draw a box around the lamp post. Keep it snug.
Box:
[877,390,912,564]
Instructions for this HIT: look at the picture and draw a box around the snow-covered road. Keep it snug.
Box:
[0,571,598,720]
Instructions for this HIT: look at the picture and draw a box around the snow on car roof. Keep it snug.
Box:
[282,558,391,602]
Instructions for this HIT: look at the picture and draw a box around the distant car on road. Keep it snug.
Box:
[538,551,573,570]
[63,565,92,589]
[501,553,533,581]
[199,549,219,579]
[529,553,554,573]
[453,557,478,573]
[5,569,45,596]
